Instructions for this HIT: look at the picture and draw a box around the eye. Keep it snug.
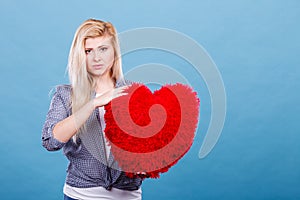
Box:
[99,47,108,52]
[85,49,92,54]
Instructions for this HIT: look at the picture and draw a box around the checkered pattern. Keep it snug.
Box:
[42,80,142,191]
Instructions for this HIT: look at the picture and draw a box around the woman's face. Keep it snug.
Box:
[85,36,115,77]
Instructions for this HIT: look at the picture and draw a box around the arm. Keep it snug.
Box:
[42,86,70,151]
[42,85,128,149]
[52,100,94,143]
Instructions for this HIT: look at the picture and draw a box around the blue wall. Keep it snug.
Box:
[0,0,299,199]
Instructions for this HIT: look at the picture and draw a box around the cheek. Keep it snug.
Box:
[106,50,115,63]
[86,56,93,71]
[86,56,92,66]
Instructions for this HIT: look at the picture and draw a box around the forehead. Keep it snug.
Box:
[85,36,112,48]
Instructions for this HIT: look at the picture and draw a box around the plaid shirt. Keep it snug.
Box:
[41,80,142,191]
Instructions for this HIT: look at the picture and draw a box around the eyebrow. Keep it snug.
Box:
[85,45,109,50]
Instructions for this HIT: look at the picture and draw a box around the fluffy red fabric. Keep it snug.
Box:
[104,83,200,178]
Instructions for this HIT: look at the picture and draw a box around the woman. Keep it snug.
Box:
[42,19,142,200]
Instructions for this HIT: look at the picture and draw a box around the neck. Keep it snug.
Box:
[94,74,115,94]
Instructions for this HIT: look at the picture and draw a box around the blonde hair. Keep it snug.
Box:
[67,19,124,139]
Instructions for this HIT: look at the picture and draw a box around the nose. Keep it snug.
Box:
[93,50,102,61]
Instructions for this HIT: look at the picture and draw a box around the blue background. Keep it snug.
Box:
[0,0,299,199]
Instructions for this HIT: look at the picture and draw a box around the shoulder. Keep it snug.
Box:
[54,84,72,97]
[55,84,72,93]
[115,79,140,87]
[48,84,72,103]
[49,84,72,111]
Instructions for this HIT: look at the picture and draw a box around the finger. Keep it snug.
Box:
[117,85,129,91]
[113,92,128,99]
[114,87,128,93]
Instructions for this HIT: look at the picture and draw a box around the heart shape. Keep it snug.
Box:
[104,83,200,178]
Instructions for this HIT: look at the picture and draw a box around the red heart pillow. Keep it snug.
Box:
[104,83,200,178]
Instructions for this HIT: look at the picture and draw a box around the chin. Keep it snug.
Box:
[91,70,108,77]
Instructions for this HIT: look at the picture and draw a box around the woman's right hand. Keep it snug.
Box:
[93,86,128,108]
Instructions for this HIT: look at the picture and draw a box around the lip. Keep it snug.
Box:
[93,64,104,69]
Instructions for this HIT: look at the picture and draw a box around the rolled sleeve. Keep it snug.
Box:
[42,85,71,151]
